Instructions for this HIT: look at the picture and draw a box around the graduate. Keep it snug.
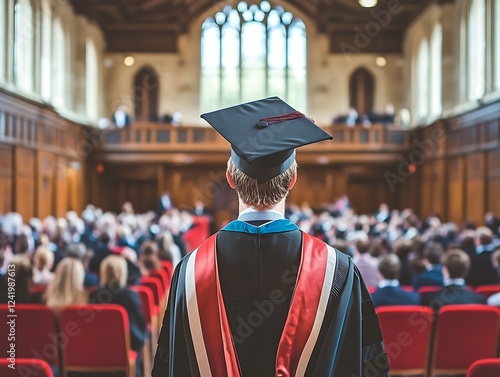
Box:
[152,97,389,377]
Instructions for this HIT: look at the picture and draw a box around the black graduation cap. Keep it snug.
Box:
[201,96,333,183]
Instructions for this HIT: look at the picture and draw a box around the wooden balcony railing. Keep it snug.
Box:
[97,123,412,153]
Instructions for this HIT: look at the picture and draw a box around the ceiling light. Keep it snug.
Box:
[124,56,135,67]
[375,56,387,67]
[359,0,378,8]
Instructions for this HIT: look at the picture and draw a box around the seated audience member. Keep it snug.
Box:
[466,227,499,286]
[89,255,147,354]
[487,249,500,306]
[412,243,444,289]
[353,236,380,288]
[422,249,486,311]
[66,243,99,288]
[45,258,87,311]
[138,241,161,276]
[156,231,182,267]
[393,238,414,286]
[371,255,420,308]
[32,246,55,285]
[0,255,43,304]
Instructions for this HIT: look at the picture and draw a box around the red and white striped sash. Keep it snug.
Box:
[185,232,336,377]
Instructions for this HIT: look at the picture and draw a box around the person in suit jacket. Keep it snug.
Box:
[422,249,486,312]
[466,227,499,287]
[89,255,147,352]
[412,243,444,289]
[372,254,420,308]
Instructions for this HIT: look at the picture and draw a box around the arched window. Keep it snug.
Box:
[200,1,307,112]
[467,0,486,100]
[134,66,159,122]
[13,0,34,92]
[349,67,374,116]
[40,0,51,101]
[416,39,429,123]
[86,39,99,121]
[429,24,442,119]
[52,17,67,109]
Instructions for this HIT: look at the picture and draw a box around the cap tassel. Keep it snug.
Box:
[257,111,306,127]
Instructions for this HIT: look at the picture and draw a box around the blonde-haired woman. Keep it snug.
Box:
[32,246,55,285]
[89,255,146,354]
[45,258,87,311]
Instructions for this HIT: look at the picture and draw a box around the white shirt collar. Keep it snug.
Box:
[444,278,465,286]
[378,279,400,288]
[238,208,285,222]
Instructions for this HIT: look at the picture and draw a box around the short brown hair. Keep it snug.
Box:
[227,158,297,207]
[443,249,470,279]
[378,254,401,280]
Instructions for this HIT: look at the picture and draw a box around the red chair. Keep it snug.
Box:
[0,304,59,370]
[467,358,500,377]
[0,358,53,377]
[150,268,171,297]
[141,276,163,310]
[160,260,174,282]
[401,285,415,292]
[368,286,376,294]
[377,306,434,376]
[430,305,500,376]
[475,285,500,299]
[60,304,137,377]
[418,286,442,294]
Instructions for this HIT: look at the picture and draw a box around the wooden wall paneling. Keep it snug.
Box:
[37,151,54,219]
[0,145,13,214]
[487,151,500,216]
[14,148,35,220]
[55,157,69,217]
[67,162,86,214]
[447,156,465,224]
[418,162,433,219]
[465,152,486,225]
[431,158,446,218]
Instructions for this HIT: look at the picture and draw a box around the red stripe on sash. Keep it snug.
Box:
[195,235,241,377]
[190,231,329,377]
[275,232,329,377]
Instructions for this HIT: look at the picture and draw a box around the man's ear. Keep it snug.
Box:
[226,170,236,189]
[289,172,297,190]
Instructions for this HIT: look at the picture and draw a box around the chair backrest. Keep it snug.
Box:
[0,358,53,377]
[433,305,500,371]
[130,285,156,325]
[475,285,500,298]
[0,304,59,368]
[150,268,170,295]
[141,276,162,307]
[418,286,442,294]
[467,358,500,377]
[60,304,132,368]
[160,260,174,282]
[377,306,434,372]
[400,285,415,292]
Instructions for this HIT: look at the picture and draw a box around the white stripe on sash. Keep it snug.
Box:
[185,248,213,377]
[295,244,337,377]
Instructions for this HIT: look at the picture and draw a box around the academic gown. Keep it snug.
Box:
[152,217,389,377]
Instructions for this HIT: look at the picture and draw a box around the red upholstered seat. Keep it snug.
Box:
[377,306,434,375]
[141,276,163,308]
[130,285,157,326]
[150,268,171,296]
[431,305,500,376]
[467,358,500,377]
[0,358,53,377]
[0,304,59,369]
[160,260,174,282]
[475,285,500,298]
[60,304,137,377]
[418,286,442,294]
[401,285,415,292]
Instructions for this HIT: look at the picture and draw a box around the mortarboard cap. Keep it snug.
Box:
[201,97,333,183]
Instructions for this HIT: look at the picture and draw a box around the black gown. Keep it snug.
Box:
[152,218,389,377]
